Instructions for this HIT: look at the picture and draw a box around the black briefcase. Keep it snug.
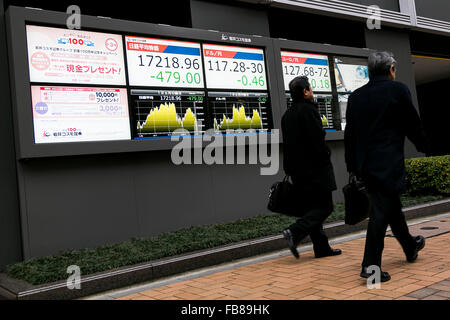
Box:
[343,177,371,225]
[267,176,298,216]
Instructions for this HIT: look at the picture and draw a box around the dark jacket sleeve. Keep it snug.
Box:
[344,95,356,173]
[302,105,331,166]
[397,84,429,154]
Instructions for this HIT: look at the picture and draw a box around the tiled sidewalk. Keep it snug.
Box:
[114,218,450,301]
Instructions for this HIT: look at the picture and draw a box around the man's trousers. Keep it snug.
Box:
[288,180,334,255]
[362,191,416,268]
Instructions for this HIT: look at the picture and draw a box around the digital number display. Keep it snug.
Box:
[31,86,131,143]
[26,25,126,85]
[334,56,369,93]
[125,36,204,88]
[203,44,267,90]
[281,51,331,92]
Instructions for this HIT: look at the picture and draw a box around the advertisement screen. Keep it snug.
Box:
[31,86,131,144]
[26,25,126,85]
[203,44,267,90]
[334,56,369,93]
[281,51,331,92]
[126,36,204,88]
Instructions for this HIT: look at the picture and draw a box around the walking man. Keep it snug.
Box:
[281,76,342,259]
[344,52,429,282]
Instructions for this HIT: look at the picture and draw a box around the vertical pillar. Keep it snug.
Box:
[399,0,418,26]
[0,1,23,270]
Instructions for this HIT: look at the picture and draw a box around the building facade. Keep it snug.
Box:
[0,0,449,270]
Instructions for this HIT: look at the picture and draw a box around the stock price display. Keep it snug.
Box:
[126,36,204,88]
[203,44,267,90]
[281,51,331,92]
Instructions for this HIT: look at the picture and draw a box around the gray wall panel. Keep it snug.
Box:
[208,158,284,223]
[20,155,140,258]
[415,0,450,22]
[133,151,217,237]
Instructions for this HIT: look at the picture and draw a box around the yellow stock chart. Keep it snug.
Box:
[131,89,205,138]
[213,105,263,130]
[208,91,271,132]
[138,102,197,133]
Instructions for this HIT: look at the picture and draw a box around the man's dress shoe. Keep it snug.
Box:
[315,248,342,258]
[360,267,391,282]
[282,229,299,259]
[407,235,425,262]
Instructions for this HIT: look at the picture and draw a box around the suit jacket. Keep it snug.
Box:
[281,99,337,191]
[344,76,428,194]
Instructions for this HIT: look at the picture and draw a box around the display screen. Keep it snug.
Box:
[281,51,331,92]
[26,25,126,85]
[131,89,205,138]
[125,36,204,88]
[286,93,335,130]
[208,91,271,132]
[334,56,369,93]
[31,86,131,143]
[203,44,267,90]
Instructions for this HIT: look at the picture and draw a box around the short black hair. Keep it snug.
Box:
[289,76,310,102]
[368,52,397,78]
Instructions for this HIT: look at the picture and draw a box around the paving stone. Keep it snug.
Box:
[422,294,448,300]
[434,291,450,298]
[406,288,438,299]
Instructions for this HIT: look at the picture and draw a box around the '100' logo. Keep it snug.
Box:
[57,37,95,47]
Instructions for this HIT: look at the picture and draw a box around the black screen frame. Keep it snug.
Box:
[6,6,283,159]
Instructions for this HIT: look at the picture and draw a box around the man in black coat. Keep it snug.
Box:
[345,52,428,282]
[281,76,341,259]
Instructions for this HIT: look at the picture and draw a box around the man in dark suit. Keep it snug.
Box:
[345,52,428,282]
[281,76,342,259]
